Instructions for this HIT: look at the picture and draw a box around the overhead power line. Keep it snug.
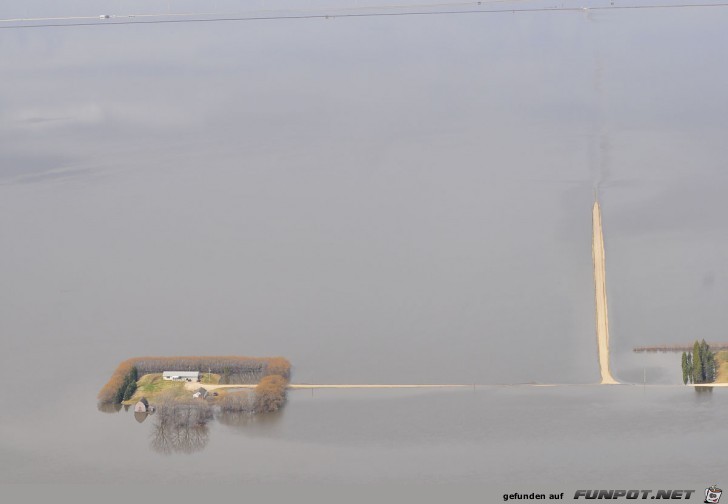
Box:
[2,2,728,29]
[0,0,533,23]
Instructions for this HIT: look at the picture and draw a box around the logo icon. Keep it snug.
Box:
[706,485,722,503]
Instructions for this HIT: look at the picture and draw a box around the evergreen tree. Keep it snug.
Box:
[693,340,703,383]
[697,340,716,383]
[114,368,140,403]
[705,349,716,382]
[114,385,125,404]
[685,339,716,384]
[123,381,137,401]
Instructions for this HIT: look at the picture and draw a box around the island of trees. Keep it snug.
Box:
[681,340,716,384]
[98,356,291,415]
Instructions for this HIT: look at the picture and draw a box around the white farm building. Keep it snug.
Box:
[162,371,200,382]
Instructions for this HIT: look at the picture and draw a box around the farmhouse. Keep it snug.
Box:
[162,371,200,382]
[192,387,208,399]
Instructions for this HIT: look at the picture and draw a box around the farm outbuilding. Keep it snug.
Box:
[192,387,208,399]
[134,398,149,413]
[162,371,200,381]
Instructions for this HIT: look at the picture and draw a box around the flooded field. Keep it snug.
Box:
[2,0,728,492]
[4,385,728,488]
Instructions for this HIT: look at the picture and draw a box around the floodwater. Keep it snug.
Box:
[2,0,728,493]
[4,385,728,489]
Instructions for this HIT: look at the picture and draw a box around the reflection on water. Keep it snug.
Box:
[216,409,284,430]
[151,419,210,455]
[108,384,723,458]
[693,386,714,401]
[92,386,728,484]
[5,385,728,484]
[97,402,123,414]
[149,401,214,455]
[116,401,286,453]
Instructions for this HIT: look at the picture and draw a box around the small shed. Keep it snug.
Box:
[134,397,149,413]
[192,387,208,399]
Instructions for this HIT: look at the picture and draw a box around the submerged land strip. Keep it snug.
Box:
[635,344,728,352]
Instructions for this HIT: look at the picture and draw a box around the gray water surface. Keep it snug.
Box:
[2,0,728,488]
[3,386,727,488]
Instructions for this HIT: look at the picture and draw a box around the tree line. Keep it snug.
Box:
[130,356,291,380]
[253,375,288,413]
[96,365,140,405]
[218,375,289,414]
[119,366,138,403]
[98,356,291,404]
[682,340,716,384]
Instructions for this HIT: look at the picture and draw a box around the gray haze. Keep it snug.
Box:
[2,0,728,487]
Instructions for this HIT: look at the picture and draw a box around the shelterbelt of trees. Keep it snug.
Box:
[98,356,291,405]
[682,340,716,384]
[218,375,289,414]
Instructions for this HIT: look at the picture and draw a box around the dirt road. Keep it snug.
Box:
[593,200,618,384]
[184,382,473,391]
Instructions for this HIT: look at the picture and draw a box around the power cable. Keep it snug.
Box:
[2,2,728,29]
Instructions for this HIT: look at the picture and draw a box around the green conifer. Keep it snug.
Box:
[122,381,137,401]
[693,340,703,383]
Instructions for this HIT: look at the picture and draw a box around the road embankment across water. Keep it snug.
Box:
[593,200,618,385]
[184,382,726,391]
